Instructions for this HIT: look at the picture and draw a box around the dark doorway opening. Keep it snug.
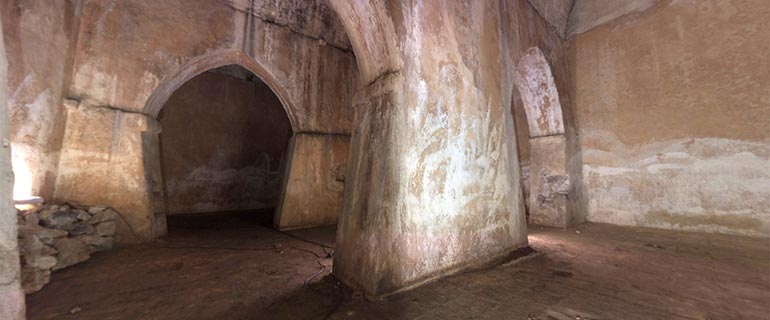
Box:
[157,65,292,231]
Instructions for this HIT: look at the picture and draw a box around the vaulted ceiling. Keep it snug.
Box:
[527,0,658,38]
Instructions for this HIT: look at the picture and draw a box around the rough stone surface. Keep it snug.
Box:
[17,203,120,293]
[570,0,770,236]
[52,237,93,271]
[87,205,106,214]
[18,224,67,245]
[90,208,118,224]
[67,222,95,236]
[39,210,78,230]
[75,209,91,221]
[19,233,57,269]
[79,235,114,252]
[94,221,116,237]
[20,266,50,294]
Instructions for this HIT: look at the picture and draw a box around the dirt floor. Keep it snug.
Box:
[27,211,770,320]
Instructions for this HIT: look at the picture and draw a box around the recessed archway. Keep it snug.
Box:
[140,47,357,236]
[326,0,403,85]
[156,64,293,227]
[143,50,299,130]
[513,47,566,138]
[140,50,301,236]
[512,47,572,227]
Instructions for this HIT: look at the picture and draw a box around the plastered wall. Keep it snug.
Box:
[3,0,766,305]
[51,0,357,240]
[332,0,578,297]
[67,0,355,133]
[570,0,770,236]
[0,0,82,201]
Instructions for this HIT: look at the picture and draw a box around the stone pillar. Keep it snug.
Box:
[54,104,162,243]
[274,133,350,230]
[0,20,26,320]
[334,1,528,297]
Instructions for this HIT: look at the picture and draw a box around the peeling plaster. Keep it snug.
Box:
[583,132,770,236]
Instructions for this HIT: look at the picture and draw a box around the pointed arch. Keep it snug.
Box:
[142,49,298,130]
[513,47,565,137]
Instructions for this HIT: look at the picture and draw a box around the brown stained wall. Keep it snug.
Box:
[159,71,291,215]
[68,0,355,134]
[53,0,357,240]
[0,18,26,320]
[0,0,82,200]
[68,0,234,113]
[335,0,533,297]
[55,105,157,242]
[331,0,591,297]
[275,133,349,230]
[570,0,770,236]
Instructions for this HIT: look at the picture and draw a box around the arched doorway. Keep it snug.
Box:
[140,50,301,236]
[156,64,292,226]
[512,47,572,227]
[141,48,352,236]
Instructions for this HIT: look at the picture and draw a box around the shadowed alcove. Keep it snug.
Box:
[157,64,292,228]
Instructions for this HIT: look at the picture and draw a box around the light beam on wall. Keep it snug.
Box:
[11,145,42,209]
[12,150,32,200]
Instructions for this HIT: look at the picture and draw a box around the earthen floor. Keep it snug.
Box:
[27,212,770,319]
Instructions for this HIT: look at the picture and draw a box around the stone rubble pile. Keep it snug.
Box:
[17,203,121,293]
